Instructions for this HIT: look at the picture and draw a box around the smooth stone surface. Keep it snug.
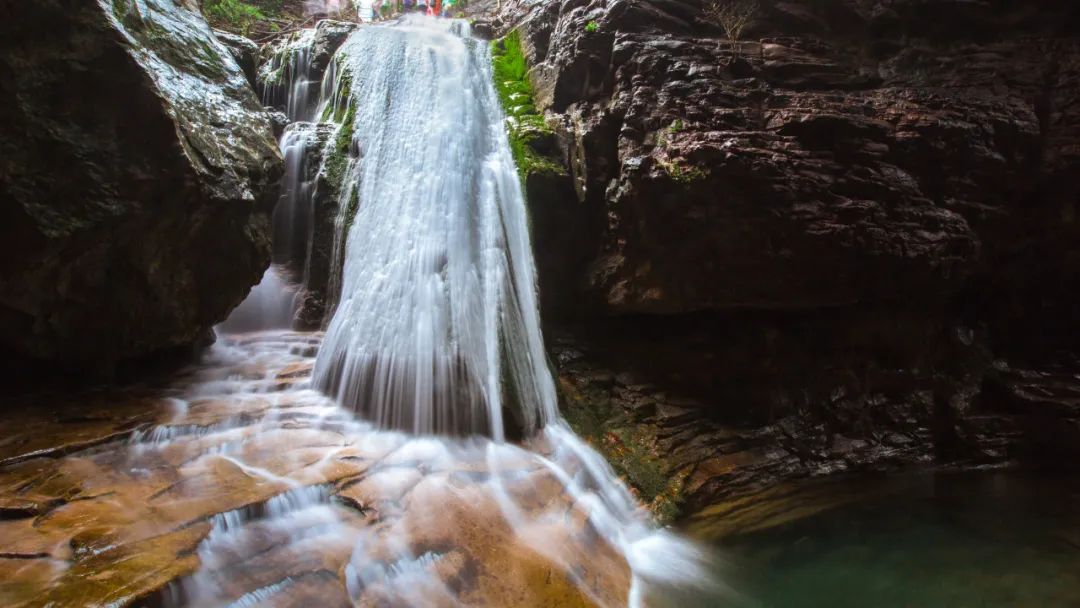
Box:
[0,331,632,607]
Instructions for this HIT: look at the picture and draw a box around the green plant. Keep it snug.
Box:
[491,30,566,181]
[203,0,267,35]
[659,158,708,184]
[584,20,599,34]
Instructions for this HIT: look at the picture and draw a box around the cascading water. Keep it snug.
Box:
[178,15,716,607]
[312,18,557,438]
[221,31,326,333]
[260,28,320,122]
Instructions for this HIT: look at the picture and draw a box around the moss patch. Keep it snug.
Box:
[111,0,131,20]
[320,69,354,122]
[343,186,360,234]
[655,120,709,184]
[322,104,356,198]
[491,30,565,181]
[658,158,709,184]
[559,378,687,524]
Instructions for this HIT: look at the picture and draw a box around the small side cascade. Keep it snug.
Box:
[222,24,359,332]
[259,28,319,122]
[273,127,316,269]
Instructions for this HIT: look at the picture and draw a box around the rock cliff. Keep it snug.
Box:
[484,0,1080,510]
[0,0,282,368]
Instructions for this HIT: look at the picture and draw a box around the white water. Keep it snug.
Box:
[312,18,558,439]
[217,266,300,333]
[260,28,319,122]
[196,16,714,607]
[148,335,714,607]
[222,41,323,333]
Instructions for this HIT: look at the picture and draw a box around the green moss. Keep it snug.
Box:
[112,0,131,19]
[343,187,360,233]
[320,69,354,122]
[323,105,356,198]
[266,64,286,86]
[584,20,600,34]
[661,159,709,184]
[491,30,566,181]
[559,379,688,524]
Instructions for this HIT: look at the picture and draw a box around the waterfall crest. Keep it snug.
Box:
[311,17,558,439]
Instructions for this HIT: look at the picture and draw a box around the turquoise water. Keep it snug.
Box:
[675,472,1080,607]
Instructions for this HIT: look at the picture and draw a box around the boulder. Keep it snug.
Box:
[0,0,282,366]
[311,19,359,75]
[213,28,261,87]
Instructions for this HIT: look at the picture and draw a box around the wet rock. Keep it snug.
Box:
[549,310,989,516]
[258,19,357,117]
[268,109,291,138]
[274,121,342,328]
[493,0,1080,511]
[0,332,638,605]
[493,0,1079,327]
[0,0,282,367]
[976,356,1080,468]
[214,28,260,87]
[311,19,359,75]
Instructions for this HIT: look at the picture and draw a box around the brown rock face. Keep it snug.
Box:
[0,332,632,607]
[499,0,1078,321]
[483,0,1080,506]
[0,0,282,366]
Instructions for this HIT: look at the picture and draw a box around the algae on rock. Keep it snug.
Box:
[491,30,566,181]
[559,377,688,524]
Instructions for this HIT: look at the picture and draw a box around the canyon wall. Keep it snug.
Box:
[486,0,1080,511]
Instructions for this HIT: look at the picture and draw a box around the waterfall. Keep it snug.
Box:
[202,16,714,607]
[259,28,319,122]
[311,17,558,438]
[221,30,332,333]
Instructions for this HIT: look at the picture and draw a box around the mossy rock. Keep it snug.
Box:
[559,377,688,524]
[491,30,566,182]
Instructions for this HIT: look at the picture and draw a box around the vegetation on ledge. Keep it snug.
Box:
[201,0,302,37]
[322,103,357,198]
[656,119,709,184]
[491,30,565,181]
